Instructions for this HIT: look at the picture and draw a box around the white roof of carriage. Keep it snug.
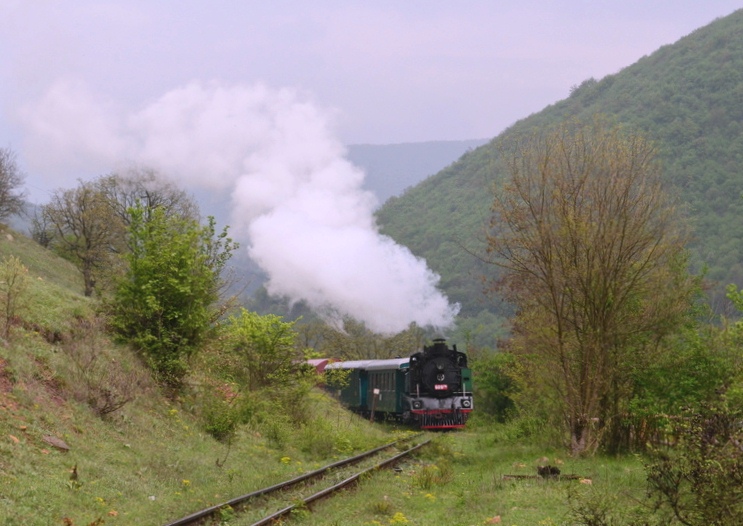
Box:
[325,358,409,371]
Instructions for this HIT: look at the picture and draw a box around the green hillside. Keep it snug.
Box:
[0,227,393,525]
[377,8,743,326]
[2,228,653,526]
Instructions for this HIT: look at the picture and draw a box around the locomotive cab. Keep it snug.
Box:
[405,338,473,429]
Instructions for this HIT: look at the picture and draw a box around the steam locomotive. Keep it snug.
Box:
[320,338,473,430]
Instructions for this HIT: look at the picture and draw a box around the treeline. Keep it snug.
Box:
[0,155,430,431]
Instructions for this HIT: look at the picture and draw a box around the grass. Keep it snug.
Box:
[290,430,648,526]
[0,329,395,526]
[0,227,394,525]
[0,227,655,525]
[1,228,86,300]
[0,353,393,525]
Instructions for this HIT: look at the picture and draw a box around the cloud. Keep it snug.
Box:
[19,78,127,180]
[19,78,459,334]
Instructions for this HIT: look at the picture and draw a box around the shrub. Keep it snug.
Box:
[60,315,146,417]
[644,402,743,525]
[110,206,235,388]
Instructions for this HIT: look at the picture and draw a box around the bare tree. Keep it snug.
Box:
[0,148,26,223]
[42,181,124,297]
[487,117,697,454]
[40,170,202,297]
[97,167,199,228]
[30,208,56,248]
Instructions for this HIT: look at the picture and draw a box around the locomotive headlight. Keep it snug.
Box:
[461,399,471,408]
[412,400,423,410]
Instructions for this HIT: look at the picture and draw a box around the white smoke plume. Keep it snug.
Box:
[20,79,460,334]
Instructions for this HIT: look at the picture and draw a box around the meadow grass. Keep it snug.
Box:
[291,428,649,526]
[1,227,394,525]
[0,361,392,525]
[0,229,652,525]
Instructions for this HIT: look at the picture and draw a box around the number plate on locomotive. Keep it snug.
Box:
[434,384,448,390]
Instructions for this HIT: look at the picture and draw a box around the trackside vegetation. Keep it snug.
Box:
[2,155,742,524]
[487,118,698,455]
[110,204,237,388]
[1,10,743,525]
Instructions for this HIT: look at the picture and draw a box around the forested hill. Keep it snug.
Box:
[377,8,743,322]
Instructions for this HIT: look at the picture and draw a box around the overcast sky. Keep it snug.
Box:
[1,1,741,199]
[2,1,742,332]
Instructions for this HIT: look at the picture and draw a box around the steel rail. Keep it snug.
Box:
[163,435,422,526]
[250,439,430,526]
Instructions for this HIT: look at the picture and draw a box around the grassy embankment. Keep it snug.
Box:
[285,425,646,526]
[0,228,647,525]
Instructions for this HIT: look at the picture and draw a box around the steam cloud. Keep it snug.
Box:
[20,79,460,334]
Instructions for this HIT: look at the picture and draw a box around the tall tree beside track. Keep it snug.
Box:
[110,204,236,387]
[487,117,697,454]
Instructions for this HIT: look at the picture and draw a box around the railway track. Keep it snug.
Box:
[163,436,430,526]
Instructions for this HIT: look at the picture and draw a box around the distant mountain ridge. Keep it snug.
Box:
[346,139,488,205]
[185,139,490,230]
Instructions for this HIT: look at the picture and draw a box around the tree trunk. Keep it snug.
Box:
[570,415,589,456]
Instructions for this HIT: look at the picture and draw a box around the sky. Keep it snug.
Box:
[1,1,741,334]
[1,1,741,198]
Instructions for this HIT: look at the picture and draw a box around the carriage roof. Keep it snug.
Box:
[325,358,409,371]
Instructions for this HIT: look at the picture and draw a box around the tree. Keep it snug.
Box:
[97,167,199,228]
[30,208,56,248]
[39,171,201,297]
[110,204,237,387]
[0,148,26,223]
[223,309,305,391]
[0,255,29,340]
[41,181,123,296]
[487,117,697,454]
